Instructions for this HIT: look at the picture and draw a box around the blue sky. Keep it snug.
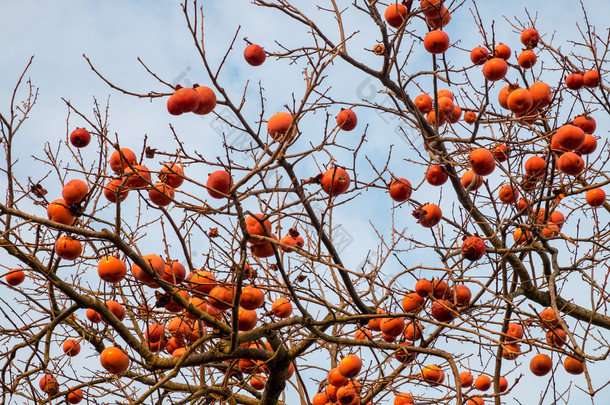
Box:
[1,1,609,404]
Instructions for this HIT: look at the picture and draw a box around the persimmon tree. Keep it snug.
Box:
[1,1,610,404]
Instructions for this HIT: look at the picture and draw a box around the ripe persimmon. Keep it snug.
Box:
[279,233,304,252]
[461,235,486,261]
[100,346,130,375]
[336,108,358,131]
[529,81,552,108]
[517,50,537,68]
[237,307,258,331]
[506,323,524,341]
[124,165,151,188]
[430,299,457,323]
[572,114,596,134]
[162,260,186,284]
[524,156,547,177]
[148,182,175,206]
[521,28,540,48]
[160,163,184,189]
[109,148,137,174]
[426,110,446,126]
[474,374,491,391]
[498,184,519,204]
[385,3,408,28]
[187,269,217,293]
[321,167,351,195]
[539,307,559,329]
[433,279,450,298]
[206,170,233,199]
[425,6,451,29]
[492,144,509,162]
[184,296,206,320]
[437,96,455,119]
[403,320,423,341]
[530,353,552,376]
[513,228,532,245]
[39,374,59,396]
[208,285,235,310]
[313,393,330,405]
[354,328,372,341]
[193,86,216,115]
[415,203,442,227]
[493,43,511,60]
[464,110,477,124]
[103,178,129,203]
[498,376,509,392]
[245,213,272,244]
[86,308,102,323]
[105,300,126,322]
[461,169,483,191]
[555,124,585,150]
[497,84,514,109]
[240,285,265,310]
[414,278,433,297]
[55,236,83,260]
[394,392,414,405]
[67,387,84,404]
[367,308,385,331]
[267,111,293,140]
[564,356,585,375]
[380,316,405,337]
[586,187,606,207]
[167,87,200,115]
[47,199,75,226]
[426,165,448,186]
[244,44,266,66]
[250,234,277,257]
[470,46,489,65]
[459,371,474,388]
[394,342,417,364]
[470,148,496,176]
[63,339,81,356]
[131,253,166,287]
[69,127,91,148]
[420,0,442,17]
[583,69,600,87]
[556,152,584,175]
[423,30,450,54]
[6,268,26,286]
[97,256,127,283]
[545,328,567,348]
[401,292,424,314]
[452,284,472,307]
[566,73,584,90]
[338,354,362,379]
[447,105,462,123]
[271,297,293,318]
[421,364,445,386]
[482,57,508,81]
[502,343,521,360]
[437,89,453,100]
[414,93,433,113]
[164,288,189,312]
[145,323,166,343]
[62,179,89,204]
[389,178,412,202]
[507,88,534,114]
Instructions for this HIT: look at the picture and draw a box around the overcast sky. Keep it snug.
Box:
[1,1,609,404]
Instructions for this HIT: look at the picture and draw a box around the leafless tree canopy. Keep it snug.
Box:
[1,1,609,404]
